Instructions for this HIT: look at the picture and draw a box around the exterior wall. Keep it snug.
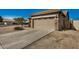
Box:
[30,11,71,31]
[29,18,32,27]
[29,18,34,28]
[58,12,65,30]
[64,12,70,29]
[73,20,79,30]
[64,19,71,29]
[58,12,70,30]
[31,14,59,30]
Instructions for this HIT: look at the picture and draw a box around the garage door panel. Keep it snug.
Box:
[34,19,55,30]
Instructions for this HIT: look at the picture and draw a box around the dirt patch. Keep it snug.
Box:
[0,25,24,35]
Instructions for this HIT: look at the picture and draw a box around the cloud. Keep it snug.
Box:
[2,16,22,20]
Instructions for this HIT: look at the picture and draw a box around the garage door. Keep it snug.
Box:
[34,18,56,30]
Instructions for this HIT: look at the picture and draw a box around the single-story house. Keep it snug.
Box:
[29,9,71,31]
[0,19,15,26]
[3,19,15,25]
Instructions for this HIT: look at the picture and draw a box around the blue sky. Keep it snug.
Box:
[68,9,79,20]
[0,9,79,20]
[0,9,46,19]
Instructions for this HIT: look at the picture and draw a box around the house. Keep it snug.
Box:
[29,9,71,31]
[3,19,15,25]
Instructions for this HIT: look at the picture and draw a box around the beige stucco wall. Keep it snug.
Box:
[59,13,70,30]
[30,19,33,28]
[59,13,65,30]
[73,20,79,30]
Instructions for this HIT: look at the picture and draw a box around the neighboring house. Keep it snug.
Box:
[0,18,30,26]
[23,20,29,24]
[29,9,71,31]
[3,19,15,25]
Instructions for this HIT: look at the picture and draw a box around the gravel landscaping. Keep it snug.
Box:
[0,25,30,35]
[24,30,79,49]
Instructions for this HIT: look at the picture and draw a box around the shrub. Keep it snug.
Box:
[14,27,24,30]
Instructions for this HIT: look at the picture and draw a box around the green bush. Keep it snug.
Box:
[14,27,24,30]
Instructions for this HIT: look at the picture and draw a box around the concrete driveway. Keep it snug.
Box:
[0,29,53,49]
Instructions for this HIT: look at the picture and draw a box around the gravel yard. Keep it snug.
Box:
[0,25,30,35]
[0,26,16,34]
[24,30,79,49]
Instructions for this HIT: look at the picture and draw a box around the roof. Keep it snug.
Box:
[32,9,60,16]
[3,19,15,22]
[62,11,68,16]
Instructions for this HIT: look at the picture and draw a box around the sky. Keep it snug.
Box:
[0,9,79,20]
[0,9,46,19]
[68,9,79,20]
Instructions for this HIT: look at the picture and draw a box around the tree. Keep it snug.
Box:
[14,17,25,27]
[0,16,3,22]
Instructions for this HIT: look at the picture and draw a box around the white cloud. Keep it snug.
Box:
[3,16,14,19]
[2,16,27,20]
[2,16,22,20]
